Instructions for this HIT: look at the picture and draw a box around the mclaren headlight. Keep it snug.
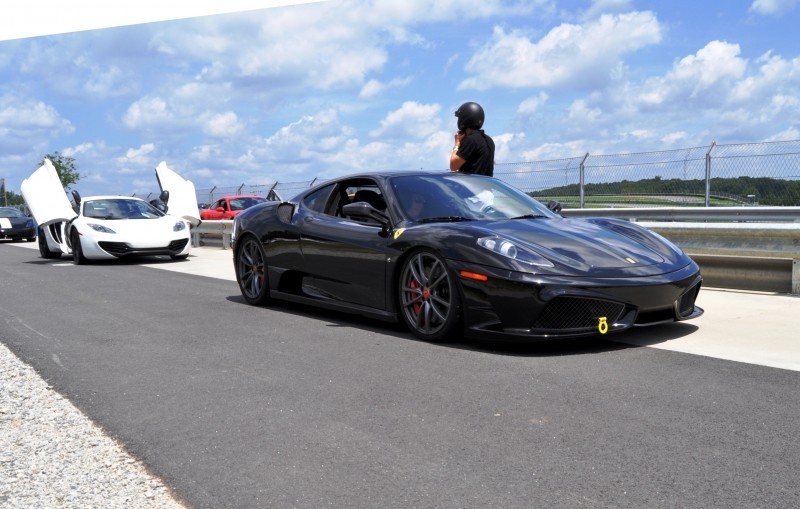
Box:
[477,236,554,268]
[88,223,116,234]
[173,221,186,232]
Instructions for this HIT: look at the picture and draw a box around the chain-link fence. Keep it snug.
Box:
[136,139,800,208]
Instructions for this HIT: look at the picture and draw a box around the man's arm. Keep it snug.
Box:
[450,147,465,172]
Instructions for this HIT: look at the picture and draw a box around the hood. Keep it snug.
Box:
[465,217,688,276]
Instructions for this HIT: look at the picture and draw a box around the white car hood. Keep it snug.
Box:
[20,159,77,226]
[155,162,201,226]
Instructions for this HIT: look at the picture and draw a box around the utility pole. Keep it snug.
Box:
[1,178,6,207]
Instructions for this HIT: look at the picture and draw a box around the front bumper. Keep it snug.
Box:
[450,259,703,341]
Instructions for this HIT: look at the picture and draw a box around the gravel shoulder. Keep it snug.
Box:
[0,342,188,508]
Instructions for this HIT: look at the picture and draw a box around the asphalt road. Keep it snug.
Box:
[1,242,799,508]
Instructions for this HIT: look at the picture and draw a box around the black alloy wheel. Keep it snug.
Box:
[236,235,270,305]
[398,250,462,342]
[70,228,88,265]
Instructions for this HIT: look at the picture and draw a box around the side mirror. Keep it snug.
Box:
[159,190,170,203]
[216,207,225,212]
[71,190,81,207]
[342,202,390,227]
[546,200,563,214]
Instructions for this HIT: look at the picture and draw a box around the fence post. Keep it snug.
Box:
[705,141,716,207]
[579,152,589,208]
[209,185,217,205]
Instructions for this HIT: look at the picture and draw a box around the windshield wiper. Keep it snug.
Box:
[510,214,548,220]
[417,216,476,224]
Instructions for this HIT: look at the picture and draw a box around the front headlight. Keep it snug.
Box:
[173,221,186,232]
[477,236,554,267]
[88,223,116,234]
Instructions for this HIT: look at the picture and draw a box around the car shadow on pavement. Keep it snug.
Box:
[225,293,700,358]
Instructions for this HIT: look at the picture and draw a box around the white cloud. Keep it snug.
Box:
[637,40,747,106]
[359,76,412,99]
[459,11,661,90]
[204,111,244,137]
[369,101,442,139]
[661,131,687,145]
[63,143,96,157]
[749,0,799,15]
[123,96,172,129]
[0,93,73,132]
[518,92,549,114]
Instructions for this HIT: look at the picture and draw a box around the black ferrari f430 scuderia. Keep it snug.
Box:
[232,171,702,342]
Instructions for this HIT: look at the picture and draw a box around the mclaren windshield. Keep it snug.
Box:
[82,199,166,220]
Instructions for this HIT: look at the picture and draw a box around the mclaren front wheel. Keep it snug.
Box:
[37,227,61,259]
[70,228,88,265]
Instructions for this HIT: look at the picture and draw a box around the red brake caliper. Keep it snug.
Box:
[410,278,423,319]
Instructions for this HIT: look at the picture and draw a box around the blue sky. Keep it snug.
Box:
[2,0,800,197]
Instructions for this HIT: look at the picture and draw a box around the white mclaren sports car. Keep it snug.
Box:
[21,159,200,264]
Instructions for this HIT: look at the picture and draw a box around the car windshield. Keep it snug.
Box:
[0,207,26,218]
[229,197,266,211]
[389,174,559,222]
[82,199,165,220]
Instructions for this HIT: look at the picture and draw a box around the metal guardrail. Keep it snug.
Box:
[191,220,233,249]
[191,208,800,294]
[561,207,800,294]
[560,206,800,222]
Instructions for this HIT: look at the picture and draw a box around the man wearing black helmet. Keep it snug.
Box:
[450,101,495,176]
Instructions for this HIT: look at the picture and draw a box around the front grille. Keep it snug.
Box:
[533,296,626,331]
[98,238,188,256]
[98,241,130,255]
[168,238,189,251]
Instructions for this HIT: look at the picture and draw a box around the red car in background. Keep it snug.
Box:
[200,195,267,220]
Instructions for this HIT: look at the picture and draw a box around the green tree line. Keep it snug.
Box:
[530,176,800,206]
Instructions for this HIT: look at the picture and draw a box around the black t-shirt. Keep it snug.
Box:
[456,130,495,176]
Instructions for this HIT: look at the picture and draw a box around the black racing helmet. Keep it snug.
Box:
[455,101,485,130]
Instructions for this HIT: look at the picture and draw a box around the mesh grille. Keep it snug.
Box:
[678,284,700,317]
[533,297,626,331]
[277,203,294,223]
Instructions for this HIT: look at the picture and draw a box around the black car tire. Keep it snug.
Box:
[37,227,61,259]
[70,228,88,265]
[236,235,271,305]
[398,249,462,342]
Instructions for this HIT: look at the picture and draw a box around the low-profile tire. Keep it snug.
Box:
[38,227,61,259]
[398,249,462,342]
[235,235,271,305]
[70,228,88,265]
